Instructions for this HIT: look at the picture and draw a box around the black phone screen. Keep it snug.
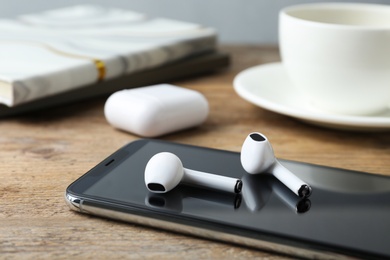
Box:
[67,139,390,259]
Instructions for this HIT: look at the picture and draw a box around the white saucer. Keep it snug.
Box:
[233,62,390,131]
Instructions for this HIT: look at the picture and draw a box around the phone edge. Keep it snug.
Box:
[64,192,354,260]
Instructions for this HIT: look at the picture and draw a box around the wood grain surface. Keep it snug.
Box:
[1,45,389,259]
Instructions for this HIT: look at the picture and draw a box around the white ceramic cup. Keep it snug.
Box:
[279,3,390,116]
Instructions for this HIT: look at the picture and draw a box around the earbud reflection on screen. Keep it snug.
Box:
[145,152,243,194]
[241,132,312,198]
[242,174,311,214]
[146,188,242,212]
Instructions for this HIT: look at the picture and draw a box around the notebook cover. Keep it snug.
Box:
[0,5,217,106]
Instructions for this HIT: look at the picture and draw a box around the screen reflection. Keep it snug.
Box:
[242,174,311,214]
[145,173,310,214]
[145,185,242,212]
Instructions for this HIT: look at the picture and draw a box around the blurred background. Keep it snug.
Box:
[1,0,389,44]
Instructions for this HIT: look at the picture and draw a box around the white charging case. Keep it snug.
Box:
[104,84,209,137]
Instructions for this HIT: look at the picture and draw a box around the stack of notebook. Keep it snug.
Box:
[0,5,229,116]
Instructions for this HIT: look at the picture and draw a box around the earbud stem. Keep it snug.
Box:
[183,168,242,194]
[269,161,312,198]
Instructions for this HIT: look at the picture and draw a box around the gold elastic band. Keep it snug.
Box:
[93,59,106,80]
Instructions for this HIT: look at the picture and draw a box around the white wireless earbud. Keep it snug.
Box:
[145,152,243,194]
[241,132,312,198]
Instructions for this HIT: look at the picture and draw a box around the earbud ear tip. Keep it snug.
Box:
[240,132,275,174]
[144,152,184,193]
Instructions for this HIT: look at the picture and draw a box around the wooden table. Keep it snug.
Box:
[1,46,389,259]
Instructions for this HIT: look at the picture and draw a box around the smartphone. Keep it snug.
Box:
[65,139,390,259]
